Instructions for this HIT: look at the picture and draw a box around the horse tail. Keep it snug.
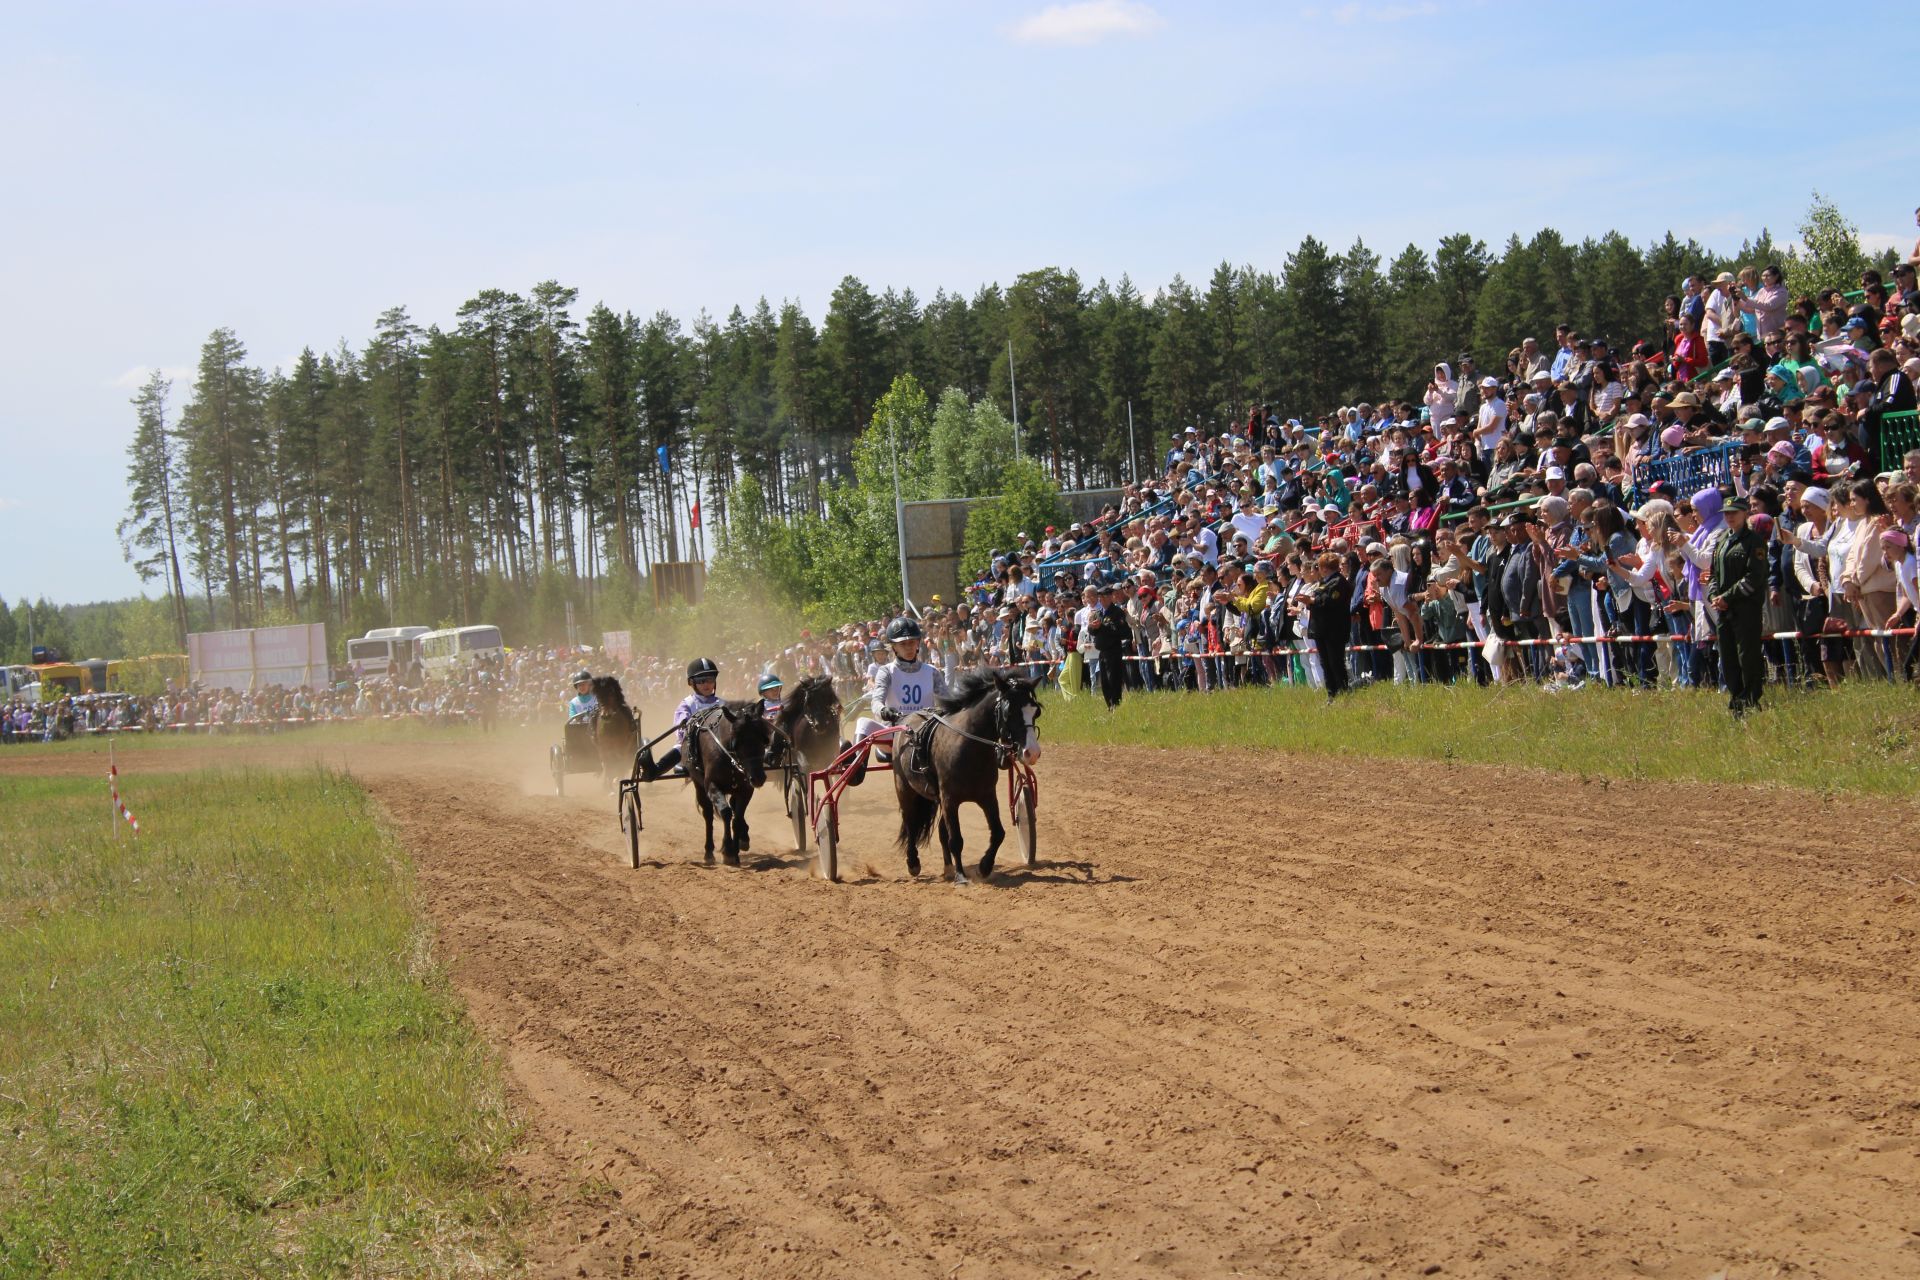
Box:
[897,788,937,861]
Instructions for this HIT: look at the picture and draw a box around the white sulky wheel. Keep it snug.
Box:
[787,772,808,854]
[1013,782,1037,868]
[815,806,838,883]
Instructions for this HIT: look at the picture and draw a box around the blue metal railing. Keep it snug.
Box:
[1632,441,1740,502]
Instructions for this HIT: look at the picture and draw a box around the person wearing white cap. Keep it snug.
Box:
[1778,486,1841,687]
[1472,375,1508,460]
[1704,271,1738,364]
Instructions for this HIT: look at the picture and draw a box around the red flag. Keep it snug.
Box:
[689,500,701,529]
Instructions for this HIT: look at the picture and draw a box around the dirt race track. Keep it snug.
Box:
[17,731,1920,1278]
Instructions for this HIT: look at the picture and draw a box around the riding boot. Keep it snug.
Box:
[845,747,868,787]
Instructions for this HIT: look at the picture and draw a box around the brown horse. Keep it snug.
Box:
[590,676,637,788]
[892,669,1042,884]
[773,674,842,773]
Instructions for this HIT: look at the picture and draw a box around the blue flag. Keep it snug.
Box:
[656,444,671,475]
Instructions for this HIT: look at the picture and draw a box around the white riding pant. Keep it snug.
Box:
[853,716,895,759]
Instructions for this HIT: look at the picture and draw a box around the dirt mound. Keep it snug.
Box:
[16,733,1919,1276]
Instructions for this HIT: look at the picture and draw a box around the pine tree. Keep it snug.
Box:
[1278,238,1344,418]
[1337,240,1387,404]
[116,370,191,647]
[178,328,265,628]
[1380,244,1440,402]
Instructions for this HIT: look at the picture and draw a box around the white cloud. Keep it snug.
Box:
[1859,231,1905,255]
[1007,0,1163,46]
[111,364,194,390]
[1304,1,1439,22]
[0,497,23,512]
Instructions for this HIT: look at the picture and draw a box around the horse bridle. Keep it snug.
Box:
[692,707,760,780]
[927,691,1031,768]
[772,687,839,756]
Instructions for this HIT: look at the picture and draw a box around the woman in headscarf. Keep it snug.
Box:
[1424,363,1458,431]
[1317,468,1353,516]
[1676,487,1728,686]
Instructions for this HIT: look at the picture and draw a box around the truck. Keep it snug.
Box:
[2,666,42,703]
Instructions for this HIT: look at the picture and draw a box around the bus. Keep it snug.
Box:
[416,625,504,675]
[346,626,431,678]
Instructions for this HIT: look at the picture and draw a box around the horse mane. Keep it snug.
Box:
[936,667,1008,714]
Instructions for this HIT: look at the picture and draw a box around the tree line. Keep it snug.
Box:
[96,196,1890,657]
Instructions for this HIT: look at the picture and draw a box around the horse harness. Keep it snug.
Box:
[920,693,1027,770]
[686,706,746,780]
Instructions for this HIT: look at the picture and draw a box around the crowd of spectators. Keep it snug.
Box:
[818,261,1920,710]
[0,647,716,745]
[10,258,1920,742]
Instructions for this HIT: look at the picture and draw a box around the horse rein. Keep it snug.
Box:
[691,708,751,779]
[925,694,1028,768]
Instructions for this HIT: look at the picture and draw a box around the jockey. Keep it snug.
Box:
[636,657,724,781]
[757,670,784,718]
[846,617,945,785]
[565,669,597,719]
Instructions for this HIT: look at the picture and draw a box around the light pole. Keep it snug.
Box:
[1007,338,1021,460]
[1126,399,1137,486]
[887,408,913,616]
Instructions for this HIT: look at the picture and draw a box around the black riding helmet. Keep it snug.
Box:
[885,617,923,644]
[686,657,719,685]
[572,669,593,686]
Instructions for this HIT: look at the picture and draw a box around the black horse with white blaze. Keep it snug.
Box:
[892,668,1042,884]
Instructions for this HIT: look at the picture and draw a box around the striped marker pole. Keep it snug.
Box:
[108,742,139,838]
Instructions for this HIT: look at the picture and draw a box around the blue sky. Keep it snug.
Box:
[2,0,1912,605]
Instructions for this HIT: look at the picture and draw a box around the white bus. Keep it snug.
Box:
[345,626,431,678]
[416,625,505,675]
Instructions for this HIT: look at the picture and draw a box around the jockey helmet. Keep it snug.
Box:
[885,617,923,645]
[686,657,720,685]
[757,671,783,695]
[572,669,593,686]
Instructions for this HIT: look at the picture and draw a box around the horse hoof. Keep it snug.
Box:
[724,854,741,868]
[906,859,921,878]
[704,852,715,865]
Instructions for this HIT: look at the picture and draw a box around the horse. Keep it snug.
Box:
[893,668,1043,885]
[773,674,842,773]
[683,700,773,866]
[590,675,638,788]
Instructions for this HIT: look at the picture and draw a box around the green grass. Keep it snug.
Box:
[0,769,521,1278]
[20,719,491,756]
[1040,678,1920,798]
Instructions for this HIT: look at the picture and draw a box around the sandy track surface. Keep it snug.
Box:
[12,734,1920,1277]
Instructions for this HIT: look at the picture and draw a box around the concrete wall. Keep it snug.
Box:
[900,487,1125,606]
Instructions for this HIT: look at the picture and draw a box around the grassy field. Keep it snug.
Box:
[17,718,489,756]
[0,769,520,1278]
[1040,678,1920,798]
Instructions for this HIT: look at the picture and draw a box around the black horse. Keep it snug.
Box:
[684,700,773,866]
[591,676,638,787]
[893,669,1043,885]
[773,674,842,774]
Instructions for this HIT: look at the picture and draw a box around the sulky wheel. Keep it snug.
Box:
[550,745,566,797]
[787,771,808,854]
[815,806,838,883]
[1013,782,1037,868]
[624,788,642,869]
